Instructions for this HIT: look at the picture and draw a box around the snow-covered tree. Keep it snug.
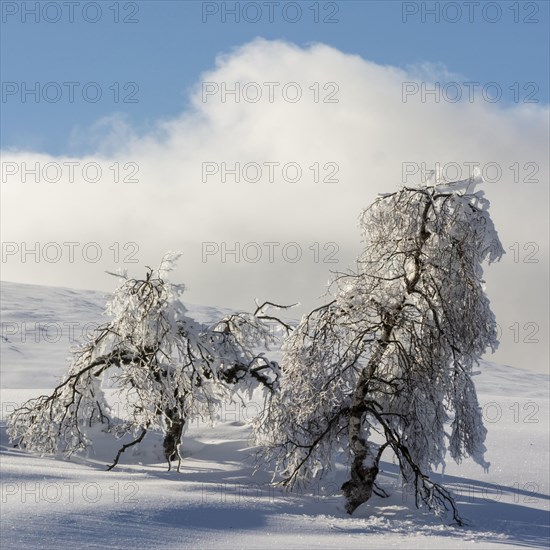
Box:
[253,180,504,524]
[8,252,292,471]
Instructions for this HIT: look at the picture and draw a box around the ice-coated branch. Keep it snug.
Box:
[254,183,503,525]
[8,254,293,471]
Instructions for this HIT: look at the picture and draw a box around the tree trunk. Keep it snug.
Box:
[342,464,380,514]
[163,407,185,466]
[342,197,433,514]
[341,338,389,514]
[341,431,381,514]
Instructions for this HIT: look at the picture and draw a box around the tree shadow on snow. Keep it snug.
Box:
[2,422,548,548]
[369,460,550,549]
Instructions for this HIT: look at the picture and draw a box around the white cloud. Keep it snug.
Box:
[404,60,467,83]
[67,113,138,156]
[1,38,548,372]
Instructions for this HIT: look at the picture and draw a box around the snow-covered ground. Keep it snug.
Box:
[1,280,549,549]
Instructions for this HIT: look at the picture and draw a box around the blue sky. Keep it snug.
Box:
[2,0,549,155]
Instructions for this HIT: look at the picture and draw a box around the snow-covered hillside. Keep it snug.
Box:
[1,281,548,549]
